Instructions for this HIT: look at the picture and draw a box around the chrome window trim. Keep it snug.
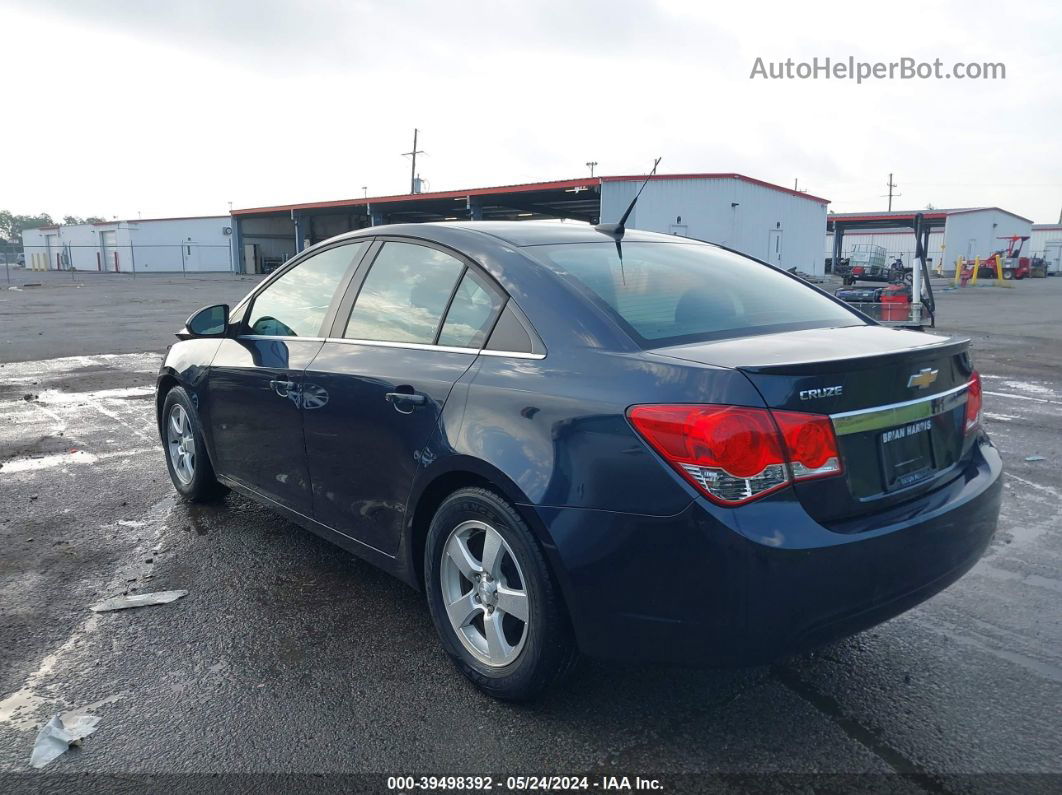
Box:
[478,349,546,360]
[830,382,970,437]
[238,335,328,342]
[329,337,480,355]
[234,333,546,359]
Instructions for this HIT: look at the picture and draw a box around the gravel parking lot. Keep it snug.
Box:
[1,271,1059,788]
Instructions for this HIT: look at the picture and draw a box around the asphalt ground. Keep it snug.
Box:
[0,270,1060,791]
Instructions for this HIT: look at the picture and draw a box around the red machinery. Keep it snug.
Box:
[976,236,1031,280]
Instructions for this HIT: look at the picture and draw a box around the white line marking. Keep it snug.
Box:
[984,390,1060,405]
[1005,472,1062,500]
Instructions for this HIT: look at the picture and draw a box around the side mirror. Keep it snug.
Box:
[179,304,229,339]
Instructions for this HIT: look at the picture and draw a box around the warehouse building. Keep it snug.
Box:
[231,173,829,276]
[826,207,1034,272]
[21,215,232,273]
[1031,224,1062,274]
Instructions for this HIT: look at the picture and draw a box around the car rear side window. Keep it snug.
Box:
[437,269,504,348]
[246,242,365,337]
[344,242,464,343]
[527,242,863,347]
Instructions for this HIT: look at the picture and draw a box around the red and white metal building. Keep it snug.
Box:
[230,173,830,276]
[826,208,1034,272]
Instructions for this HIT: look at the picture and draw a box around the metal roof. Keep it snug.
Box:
[232,173,830,218]
[828,207,1034,231]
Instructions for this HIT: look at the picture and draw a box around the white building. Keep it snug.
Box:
[21,216,233,273]
[826,207,1034,272]
[599,175,828,274]
[1031,224,1062,274]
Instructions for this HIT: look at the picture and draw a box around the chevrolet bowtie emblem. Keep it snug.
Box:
[907,368,939,389]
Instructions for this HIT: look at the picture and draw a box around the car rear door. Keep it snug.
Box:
[302,238,505,556]
[207,240,370,514]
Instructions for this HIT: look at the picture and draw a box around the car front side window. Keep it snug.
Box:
[246,242,366,337]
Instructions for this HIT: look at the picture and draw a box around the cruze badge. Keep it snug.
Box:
[800,385,843,400]
[907,368,939,389]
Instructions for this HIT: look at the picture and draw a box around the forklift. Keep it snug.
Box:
[975,236,1031,280]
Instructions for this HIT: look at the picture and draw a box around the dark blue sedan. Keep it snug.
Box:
[156,221,1002,700]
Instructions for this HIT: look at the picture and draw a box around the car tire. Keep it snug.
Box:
[161,386,227,502]
[1003,268,1014,280]
[425,487,577,701]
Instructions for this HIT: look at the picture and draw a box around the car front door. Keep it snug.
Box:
[302,239,505,556]
[207,240,369,514]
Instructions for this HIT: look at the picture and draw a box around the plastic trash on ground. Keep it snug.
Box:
[30,714,100,768]
[89,589,188,613]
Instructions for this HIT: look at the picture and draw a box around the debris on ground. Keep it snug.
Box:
[30,714,100,769]
[89,589,188,613]
[1024,455,1046,462]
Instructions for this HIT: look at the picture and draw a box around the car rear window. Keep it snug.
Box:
[526,242,864,347]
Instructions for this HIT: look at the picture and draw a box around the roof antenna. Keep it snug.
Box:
[596,157,660,273]
[595,156,661,238]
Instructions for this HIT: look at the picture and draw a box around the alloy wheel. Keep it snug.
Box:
[166,403,196,485]
[440,520,529,667]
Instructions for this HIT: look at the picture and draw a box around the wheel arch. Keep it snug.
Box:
[155,369,182,436]
[403,456,561,596]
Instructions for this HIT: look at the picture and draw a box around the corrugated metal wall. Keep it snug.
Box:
[20,218,232,272]
[600,177,828,274]
[942,210,1033,265]
[1031,225,1062,255]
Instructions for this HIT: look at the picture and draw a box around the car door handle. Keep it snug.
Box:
[270,379,296,398]
[385,391,427,406]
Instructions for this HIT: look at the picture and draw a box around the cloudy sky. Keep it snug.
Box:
[3,0,1060,222]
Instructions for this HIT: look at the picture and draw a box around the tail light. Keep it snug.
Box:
[771,411,844,480]
[628,404,842,506]
[965,371,982,433]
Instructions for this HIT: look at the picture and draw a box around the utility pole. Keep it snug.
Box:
[585,161,598,177]
[362,186,368,199]
[884,173,901,211]
[403,129,425,194]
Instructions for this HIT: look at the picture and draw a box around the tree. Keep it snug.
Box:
[0,210,55,244]
[61,215,106,226]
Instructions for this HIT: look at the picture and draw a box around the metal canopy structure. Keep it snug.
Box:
[827,210,950,272]
[230,173,830,275]
[234,172,828,228]
[827,210,946,328]
[234,177,603,227]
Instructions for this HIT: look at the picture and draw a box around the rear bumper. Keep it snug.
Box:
[535,437,1002,666]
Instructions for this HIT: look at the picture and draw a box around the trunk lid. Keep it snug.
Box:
[656,326,977,525]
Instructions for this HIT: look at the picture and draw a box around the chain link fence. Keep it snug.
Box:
[11,242,239,281]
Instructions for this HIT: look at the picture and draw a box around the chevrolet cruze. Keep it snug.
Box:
[156,221,1002,700]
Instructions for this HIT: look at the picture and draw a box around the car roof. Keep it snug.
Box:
[334,220,699,248]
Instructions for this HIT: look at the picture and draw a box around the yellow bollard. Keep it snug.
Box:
[954,257,963,286]
[971,257,980,284]
[995,254,1014,287]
